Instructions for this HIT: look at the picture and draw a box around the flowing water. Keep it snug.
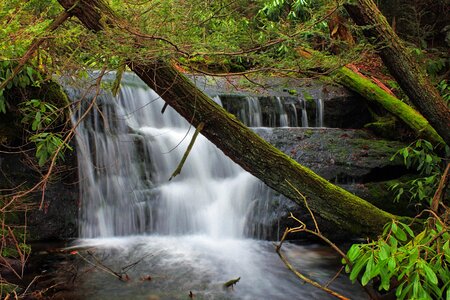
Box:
[71,74,365,299]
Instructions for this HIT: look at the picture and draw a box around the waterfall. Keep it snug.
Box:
[315,98,324,127]
[299,98,309,127]
[287,103,298,127]
[73,75,269,239]
[275,96,289,127]
[70,74,365,299]
[246,96,263,127]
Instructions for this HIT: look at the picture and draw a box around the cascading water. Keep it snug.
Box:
[74,79,265,239]
[299,97,309,127]
[71,74,364,299]
[286,103,298,127]
[275,96,289,127]
[315,98,324,127]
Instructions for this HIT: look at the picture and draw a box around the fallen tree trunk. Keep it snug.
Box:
[335,67,444,145]
[297,48,444,146]
[344,0,450,146]
[57,0,400,236]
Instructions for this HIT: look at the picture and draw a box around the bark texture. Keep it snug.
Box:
[58,0,400,236]
[344,0,450,146]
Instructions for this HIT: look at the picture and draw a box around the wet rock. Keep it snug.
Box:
[190,75,372,129]
[254,127,407,183]
[251,127,412,240]
[0,150,78,241]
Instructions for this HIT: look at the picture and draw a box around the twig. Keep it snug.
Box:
[431,163,449,213]
[121,252,154,273]
[325,266,345,288]
[276,247,349,300]
[285,180,321,235]
[22,275,43,296]
[75,251,125,281]
[169,122,204,180]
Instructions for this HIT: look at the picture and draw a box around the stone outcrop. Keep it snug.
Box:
[250,127,414,240]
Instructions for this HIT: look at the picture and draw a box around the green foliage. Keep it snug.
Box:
[437,80,450,106]
[0,282,19,298]
[426,57,447,77]
[344,220,450,300]
[29,132,72,166]
[259,0,319,22]
[20,99,58,131]
[389,140,447,205]
[0,62,43,113]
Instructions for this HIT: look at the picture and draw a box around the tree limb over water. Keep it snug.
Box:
[57,0,406,237]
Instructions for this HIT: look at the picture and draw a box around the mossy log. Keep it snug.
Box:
[335,67,444,145]
[58,0,401,237]
[344,0,450,146]
[297,48,444,146]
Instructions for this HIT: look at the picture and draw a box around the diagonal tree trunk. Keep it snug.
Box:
[57,0,401,237]
[344,0,450,146]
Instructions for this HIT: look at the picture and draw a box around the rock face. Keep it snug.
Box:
[255,127,407,183]
[250,127,411,240]
[0,151,78,241]
[192,75,372,129]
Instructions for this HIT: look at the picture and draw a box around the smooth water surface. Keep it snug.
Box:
[74,236,366,300]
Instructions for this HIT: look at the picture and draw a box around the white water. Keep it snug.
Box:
[299,98,309,127]
[316,98,324,127]
[74,79,267,239]
[275,96,289,127]
[71,74,362,299]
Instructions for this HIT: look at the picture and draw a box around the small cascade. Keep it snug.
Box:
[245,96,263,127]
[211,95,222,106]
[315,98,324,127]
[275,96,289,127]
[299,98,309,127]
[286,103,298,127]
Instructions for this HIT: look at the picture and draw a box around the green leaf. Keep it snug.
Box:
[347,244,361,261]
[399,222,414,238]
[379,242,390,260]
[349,252,370,282]
[395,227,407,242]
[423,264,438,285]
[392,221,398,234]
[112,63,125,97]
[389,235,398,250]
[361,254,374,285]
[388,256,396,272]
[26,66,34,80]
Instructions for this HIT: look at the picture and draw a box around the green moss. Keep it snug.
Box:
[40,80,71,108]
[301,90,314,103]
[364,116,397,139]
[334,67,444,146]
[304,129,314,137]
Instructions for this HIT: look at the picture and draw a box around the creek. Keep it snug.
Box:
[67,74,366,299]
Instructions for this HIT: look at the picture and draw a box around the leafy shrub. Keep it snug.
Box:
[344,220,450,300]
[389,140,448,206]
